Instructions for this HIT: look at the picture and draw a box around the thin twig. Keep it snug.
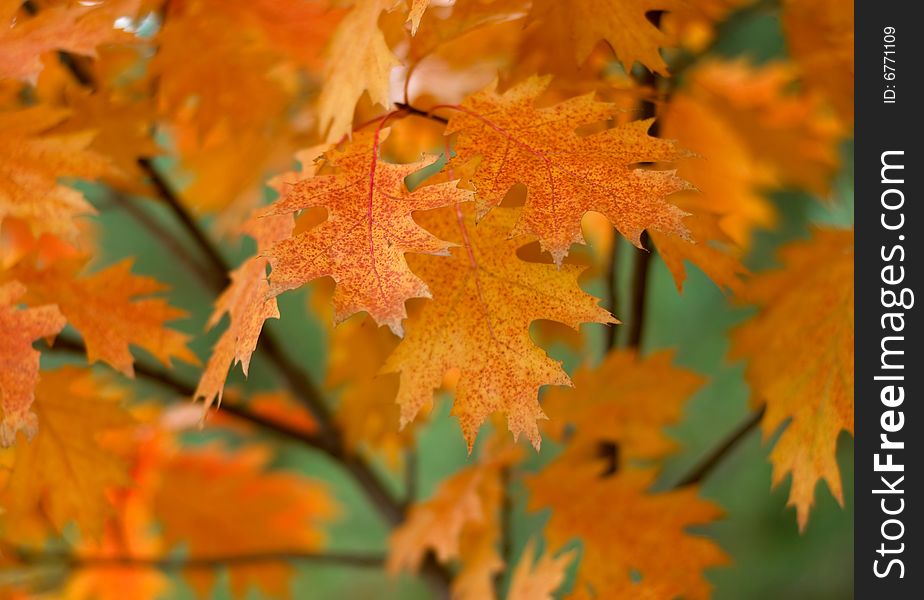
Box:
[603,239,621,349]
[107,191,217,289]
[403,448,418,506]
[393,102,450,124]
[10,547,384,571]
[673,406,766,487]
[625,232,652,349]
[494,466,513,596]
[137,157,231,290]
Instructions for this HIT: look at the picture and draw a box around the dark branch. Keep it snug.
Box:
[393,102,450,124]
[603,240,621,349]
[136,158,231,290]
[674,406,766,488]
[625,232,652,350]
[10,547,384,571]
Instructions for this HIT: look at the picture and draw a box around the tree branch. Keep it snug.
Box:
[625,232,652,350]
[603,239,621,349]
[10,547,384,571]
[393,102,450,124]
[673,406,766,488]
[136,157,231,291]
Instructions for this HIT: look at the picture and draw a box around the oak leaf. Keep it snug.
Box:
[783,0,854,125]
[525,0,679,74]
[529,463,725,598]
[317,0,400,141]
[730,228,854,530]
[266,129,472,336]
[8,257,196,377]
[196,210,293,409]
[388,438,518,598]
[529,349,724,597]
[154,445,336,599]
[0,281,65,446]
[328,314,412,466]
[446,76,691,264]
[0,105,111,240]
[0,0,134,82]
[0,367,132,540]
[383,203,616,450]
[506,539,576,600]
[541,349,705,462]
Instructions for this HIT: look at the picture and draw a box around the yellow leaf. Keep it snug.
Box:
[317,0,400,141]
[507,539,576,600]
[383,204,616,450]
[525,0,680,74]
[1,367,133,540]
[730,228,854,530]
[0,105,110,240]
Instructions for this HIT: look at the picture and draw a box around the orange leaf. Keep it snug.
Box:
[0,281,65,446]
[528,349,724,597]
[317,0,400,141]
[328,314,412,467]
[506,539,576,600]
[730,228,854,530]
[383,204,616,450]
[154,445,336,599]
[446,76,691,264]
[197,211,293,409]
[8,257,196,377]
[0,0,135,82]
[0,367,132,540]
[388,439,518,597]
[266,128,473,336]
[0,105,111,240]
[783,0,854,125]
[541,349,704,463]
[525,0,680,74]
[528,466,725,599]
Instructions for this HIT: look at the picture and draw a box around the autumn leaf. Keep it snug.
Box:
[327,314,412,466]
[541,349,705,462]
[388,438,518,598]
[7,257,197,377]
[317,0,400,141]
[196,210,293,409]
[506,539,576,600]
[783,0,854,125]
[266,128,472,336]
[529,462,725,598]
[150,0,343,134]
[730,228,854,530]
[61,478,169,600]
[524,0,679,74]
[406,0,431,34]
[529,349,724,597]
[0,367,133,540]
[446,76,691,264]
[154,444,336,599]
[650,213,748,294]
[0,281,65,446]
[0,105,111,240]
[383,203,616,450]
[0,0,135,82]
